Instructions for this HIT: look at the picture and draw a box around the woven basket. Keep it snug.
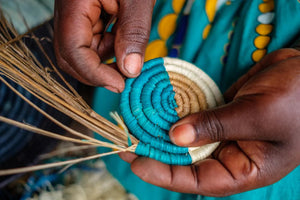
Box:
[120,57,224,165]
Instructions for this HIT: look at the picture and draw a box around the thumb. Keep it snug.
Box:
[169,100,272,147]
[115,0,155,77]
[169,50,300,147]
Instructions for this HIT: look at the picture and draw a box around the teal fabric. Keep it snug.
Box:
[177,0,300,92]
[93,0,300,199]
[1,0,54,33]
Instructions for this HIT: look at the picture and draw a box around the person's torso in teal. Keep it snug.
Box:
[93,0,300,199]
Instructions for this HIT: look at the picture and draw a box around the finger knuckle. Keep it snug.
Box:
[197,111,225,141]
[118,20,150,46]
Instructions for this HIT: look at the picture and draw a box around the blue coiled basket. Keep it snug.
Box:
[120,57,224,165]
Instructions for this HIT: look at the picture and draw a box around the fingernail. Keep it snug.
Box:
[123,53,142,76]
[104,85,121,93]
[170,124,196,146]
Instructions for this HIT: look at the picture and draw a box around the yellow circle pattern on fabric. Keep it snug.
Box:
[202,24,212,40]
[254,36,271,49]
[145,40,168,61]
[172,0,186,14]
[158,14,178,40]
[203,0,218,39]
[256,24,273,35]
[259,1,274,12]
[252,0,274,62]
[252,49,267,62]
[145,0,186,61]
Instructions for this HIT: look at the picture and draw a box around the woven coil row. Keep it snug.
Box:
[120,57,223,165]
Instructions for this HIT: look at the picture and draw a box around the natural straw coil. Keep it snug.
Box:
[120,57,224,165]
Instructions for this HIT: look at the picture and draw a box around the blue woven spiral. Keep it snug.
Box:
[120,58,192,165]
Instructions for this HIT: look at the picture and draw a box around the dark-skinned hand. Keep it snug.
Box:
[120,48,300,197]
[54,0,155,93]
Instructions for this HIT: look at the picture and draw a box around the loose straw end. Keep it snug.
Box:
[109,111,132,146]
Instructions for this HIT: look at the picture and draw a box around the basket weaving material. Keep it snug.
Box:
[120,57,224,165]
[0,20,78,187]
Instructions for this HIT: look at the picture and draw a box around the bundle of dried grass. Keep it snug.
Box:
[0,12,137,177]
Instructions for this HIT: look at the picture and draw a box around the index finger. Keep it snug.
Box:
[114,0,155,77]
